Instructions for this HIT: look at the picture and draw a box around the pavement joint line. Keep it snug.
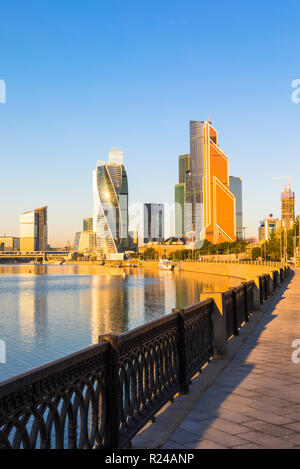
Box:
[133,274,294,449]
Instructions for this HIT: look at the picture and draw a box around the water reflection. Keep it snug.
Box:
[0,264,241,380]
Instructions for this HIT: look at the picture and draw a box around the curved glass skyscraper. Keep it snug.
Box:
[93,149,128,254]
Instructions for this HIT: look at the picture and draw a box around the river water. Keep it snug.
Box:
[0,264,241,381]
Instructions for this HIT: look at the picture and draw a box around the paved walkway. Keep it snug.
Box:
[163,269,300,449]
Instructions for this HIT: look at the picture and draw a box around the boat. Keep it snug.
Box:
[158,259,175,271]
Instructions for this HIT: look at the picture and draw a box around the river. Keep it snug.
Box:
[0,264,241,381]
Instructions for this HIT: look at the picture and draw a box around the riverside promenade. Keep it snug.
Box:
[161,268,300,449]
[133,268,300,449]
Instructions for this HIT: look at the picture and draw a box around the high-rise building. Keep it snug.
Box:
[229,176,243,240]
[281,185,295,229]
[83,217,93,232]
[142,203,164,244]
[175,184,185,236]
[175,154,190,236]
[189,120,236,243]
[93,149,128,254]
[20,206,48,252]
[73,231,96,253]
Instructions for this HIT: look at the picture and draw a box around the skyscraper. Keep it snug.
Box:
[93,149,128,254]
[20,206,48,252]
[229,176,243,240]
[281,185,295,229]
[189,120,236,243]
[83,217,93,232]
[175,154,190,236]
[142,203,164,244]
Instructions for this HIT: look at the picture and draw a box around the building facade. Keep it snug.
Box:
[0,236,20,251]
[258,216,281,242]
[142,203,164,244]
[83,217,93,232]
[73,231,96,253]
[229,176,243,240]
[93,149,129,254]
[281,186,295,229]
[175,154,190,236]
[20,206,48,252]
[188,120,236,244]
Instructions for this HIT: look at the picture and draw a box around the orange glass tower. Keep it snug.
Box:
[189,120,236,244]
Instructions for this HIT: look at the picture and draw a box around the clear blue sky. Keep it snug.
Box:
[1,0,300,245]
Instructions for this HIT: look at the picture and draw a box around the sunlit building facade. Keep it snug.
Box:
[20,206,48,252]
[93,149,129,254]
[83,217,93,232]
[188,121,236,244]
[281,186,295,229]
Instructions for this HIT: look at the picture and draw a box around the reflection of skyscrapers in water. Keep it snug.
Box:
[90,275,130,343]
[18,276,48,343]
[93,149,129,254]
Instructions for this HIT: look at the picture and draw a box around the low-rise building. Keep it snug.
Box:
[0,236,20,251]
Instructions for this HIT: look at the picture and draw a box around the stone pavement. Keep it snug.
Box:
[162,269,300,449]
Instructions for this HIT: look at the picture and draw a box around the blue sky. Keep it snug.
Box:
[0,0,300,245]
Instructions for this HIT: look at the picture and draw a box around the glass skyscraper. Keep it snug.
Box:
[229,176,243,240]
[93,149,129,254]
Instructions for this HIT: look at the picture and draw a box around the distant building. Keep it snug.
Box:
[229,176,243,240]
[258,215,281,242]
[188,120,236,243]
[281,186,295,229]
[73,231,96,253]
[142,203,164,244]
[20,206,48,252]
[93,149,129,254]
[83,217,93,232]
[0,236,20,251]
[175,154,190,236]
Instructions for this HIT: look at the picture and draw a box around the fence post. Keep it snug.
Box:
[200,293,227,358]
[232,289,239,336]
[99,334,120,449]
[246,277,261,310]
[173,309,189,394]
[242,283,249,322]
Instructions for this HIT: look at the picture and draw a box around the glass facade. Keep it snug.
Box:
[143,204,164,243]
[229,176,243,240]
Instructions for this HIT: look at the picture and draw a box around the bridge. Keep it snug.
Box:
[0,251,69,262]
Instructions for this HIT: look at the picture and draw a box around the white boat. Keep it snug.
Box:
[158,259,174,271]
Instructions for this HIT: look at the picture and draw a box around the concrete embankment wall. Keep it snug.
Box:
[143,260,281,281]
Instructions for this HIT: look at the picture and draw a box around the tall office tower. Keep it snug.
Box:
[281,185,295,229]
[143,203,164,244]
[83,217,93,232]
[175,154,190,236]
[20,206,48,252]
[189,120,236,243]
[229,176,243,240]
[93,149,129,254]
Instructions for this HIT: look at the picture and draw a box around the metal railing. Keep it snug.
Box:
[0,267,292,449]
